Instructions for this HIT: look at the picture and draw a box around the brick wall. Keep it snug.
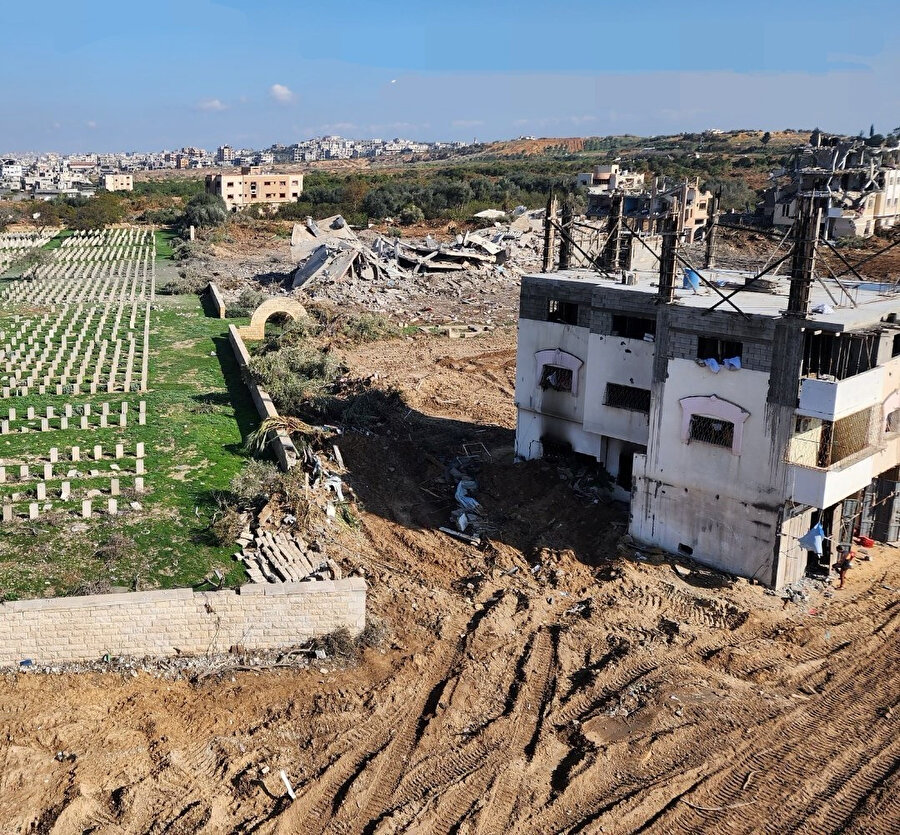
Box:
[0,578,366,666]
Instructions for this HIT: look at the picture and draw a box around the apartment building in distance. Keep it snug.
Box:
[515,200,900,588]
[205,166,303,211]
[101,173,133,192]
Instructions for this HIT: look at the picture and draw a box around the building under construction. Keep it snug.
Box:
[515,196,900,587]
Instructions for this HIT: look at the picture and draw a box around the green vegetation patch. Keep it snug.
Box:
[154,227,178,260]
[0,295,259,599]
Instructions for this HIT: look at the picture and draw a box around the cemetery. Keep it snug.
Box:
[0,228,256,598]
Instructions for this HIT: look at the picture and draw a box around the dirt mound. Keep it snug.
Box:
[1,331,898,834]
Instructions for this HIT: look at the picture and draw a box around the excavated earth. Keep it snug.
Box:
[1,331,899,834]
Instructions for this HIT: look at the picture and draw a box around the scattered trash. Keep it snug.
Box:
[279,769,296,801]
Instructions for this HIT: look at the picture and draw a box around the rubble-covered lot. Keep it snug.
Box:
[1,326,899,833]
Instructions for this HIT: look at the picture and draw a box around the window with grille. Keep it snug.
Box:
[540,365,573,392]
[689,414,735,448]
[547,299,579,325]
[605,383,651,413]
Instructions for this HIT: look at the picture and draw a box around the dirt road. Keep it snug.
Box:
[0,331,898,834]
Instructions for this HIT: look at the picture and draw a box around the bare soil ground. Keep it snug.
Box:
[1,329,899,834]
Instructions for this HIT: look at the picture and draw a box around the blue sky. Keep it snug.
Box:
[3,0,899,152]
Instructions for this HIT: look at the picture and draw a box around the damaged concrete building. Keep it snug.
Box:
[586,176,713,244]
[515,197,900,587]
[763,133,900,238]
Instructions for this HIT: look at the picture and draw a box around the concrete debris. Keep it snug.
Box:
[287,213,546,325]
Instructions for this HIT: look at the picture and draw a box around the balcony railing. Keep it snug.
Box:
[797,365,883,422]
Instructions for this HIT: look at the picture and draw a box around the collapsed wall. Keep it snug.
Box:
[0,579,366,666]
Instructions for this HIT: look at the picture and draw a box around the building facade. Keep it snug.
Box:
[515,264,900,587]
[205,166,303,211]
[101,173,133,192]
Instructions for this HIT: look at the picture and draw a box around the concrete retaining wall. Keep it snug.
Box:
[0,578,366,666]
[206,281,226,318]
[228,324,299,470]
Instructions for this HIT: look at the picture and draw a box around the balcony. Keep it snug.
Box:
[797,365,883,421]
[789,447,880,508]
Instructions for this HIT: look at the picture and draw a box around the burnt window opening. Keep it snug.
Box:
[540,365,573,393]
[547,299,579,325]
[611,314,656,340]
[886,409,900,434]
[697,336,743,363]
[689,415,735,449]
[605,383,651,413]
[802,330,878,381]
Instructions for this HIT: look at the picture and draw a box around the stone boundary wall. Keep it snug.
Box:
[228,324,299,470]
[0,578,366,666]
[206,281,226,318]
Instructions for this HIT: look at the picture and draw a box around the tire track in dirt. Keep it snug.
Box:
[638,612,900,834]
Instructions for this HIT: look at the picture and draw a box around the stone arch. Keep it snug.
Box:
[238,297,309,340]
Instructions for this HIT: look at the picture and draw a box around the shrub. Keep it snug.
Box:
[340,313,399,345]
[208,505,245,545]
[248,345,342,414]
[399,204,425,225]
[228,287,267,318]
[183,192,227,228]
[157,271,207,295]
[229,459,283,507]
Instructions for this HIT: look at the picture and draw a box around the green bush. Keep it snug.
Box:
[229,459,283,507]
[340,313,400,344]
[183,192,227,228]
[399,204,425,225]
[248,345,342,414]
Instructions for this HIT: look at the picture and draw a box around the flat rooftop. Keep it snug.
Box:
[529,266,900,331]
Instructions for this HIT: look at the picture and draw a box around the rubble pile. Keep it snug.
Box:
[287,212,546,324]
[233,434,353,584]
[437,444,496,546]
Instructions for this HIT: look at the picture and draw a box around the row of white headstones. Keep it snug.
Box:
[1,228,155,521]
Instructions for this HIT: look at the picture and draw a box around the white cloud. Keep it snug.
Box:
[197,98,227,112]
[269,83,294,103]
[85,120,97,129]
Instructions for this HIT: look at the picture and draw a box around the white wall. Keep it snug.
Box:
[515,320,591,459]
[629,359,787,583]
[582,332,653,446]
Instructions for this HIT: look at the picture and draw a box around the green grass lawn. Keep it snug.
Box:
[0,295,259,599]
[154,227,178,260]
[42,229,75,250]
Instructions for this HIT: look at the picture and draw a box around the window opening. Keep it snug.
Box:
[697,336,742,363]
[547,299,579,325]
[611,314,656,340]
[540,365,573,392]
[689,415,735,448]
[605,383,651,413]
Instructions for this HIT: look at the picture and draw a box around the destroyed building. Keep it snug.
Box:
[586,177,712,244]
[515,196,900,587]
[763,133,900,238]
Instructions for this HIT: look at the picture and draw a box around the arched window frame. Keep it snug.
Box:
[679,394,750,455]
[535,349,583,396]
